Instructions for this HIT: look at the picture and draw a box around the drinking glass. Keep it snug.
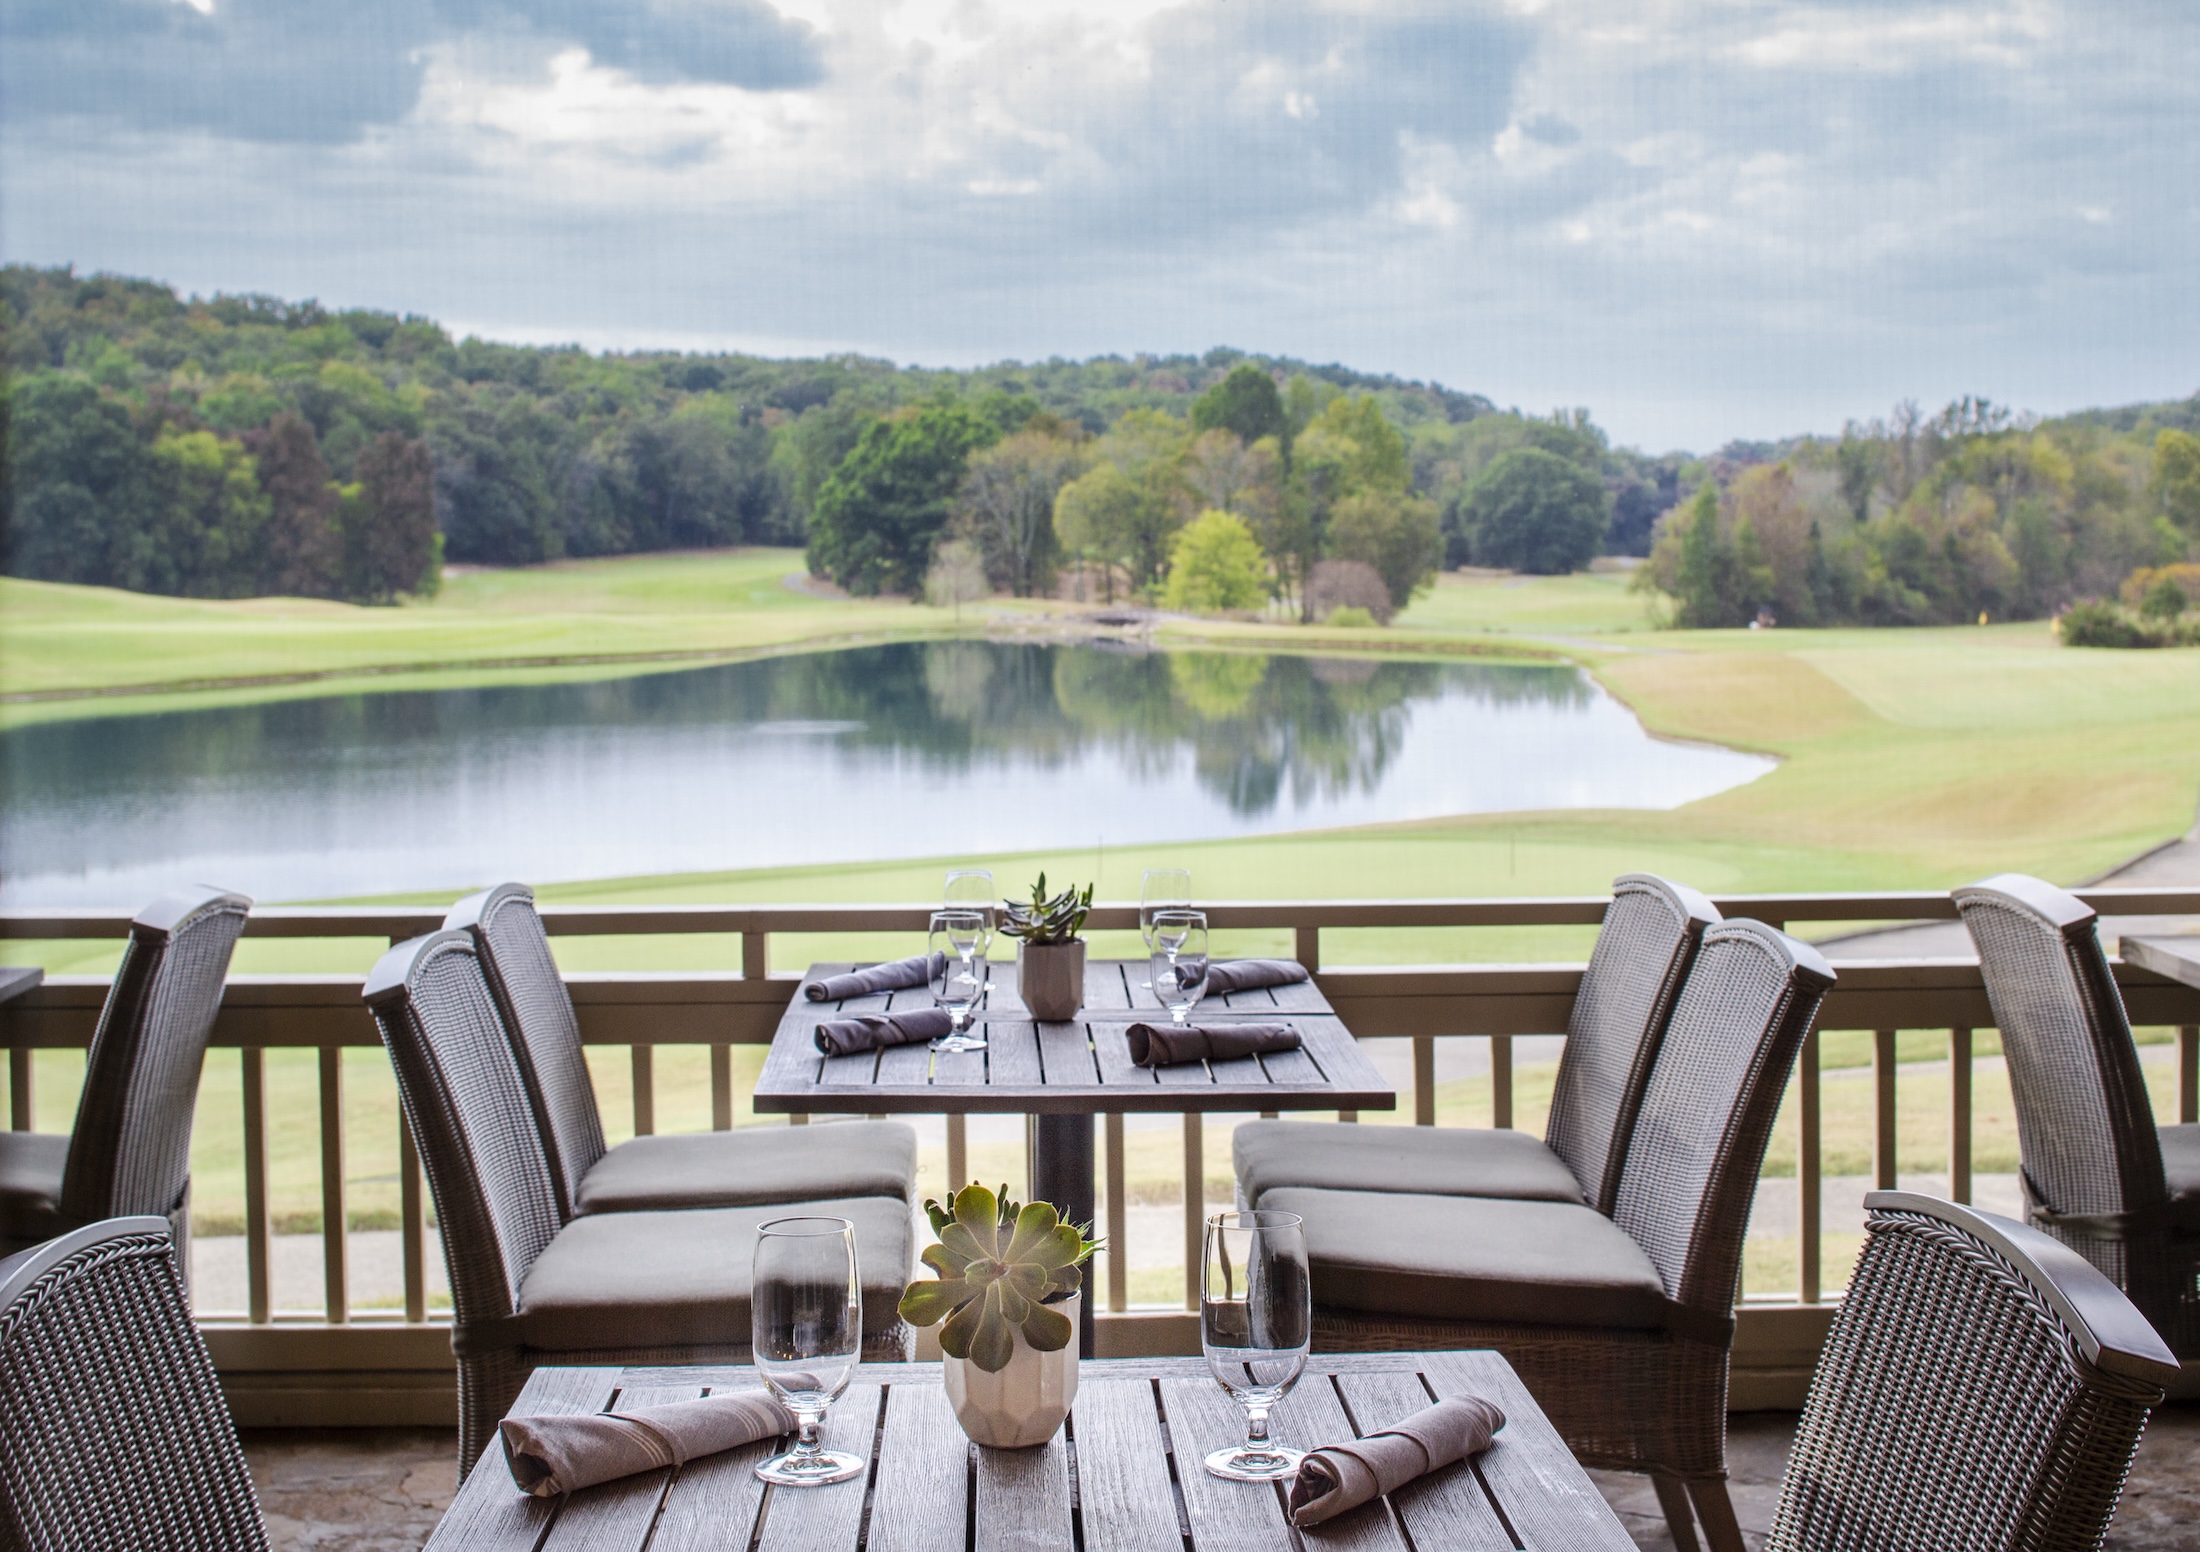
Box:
[753,1216,865,1486]
[943,868,995,928]
[1149,909,1207,1025]
[1200,1210,1311,1481]
[1140,868,1193,978]
[929,910,988,1054]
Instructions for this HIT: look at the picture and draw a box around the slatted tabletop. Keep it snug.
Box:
[2124,935,2200,992]
[426,1352,1634,1551]
[754,959,1394,1115]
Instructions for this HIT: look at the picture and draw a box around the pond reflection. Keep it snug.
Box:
[0,642,1769,904]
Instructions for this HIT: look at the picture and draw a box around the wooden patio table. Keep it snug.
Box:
[425,1351,1634,1551]
[2123,935,2200,992]
[755,960,1395,1354]
[0,967,43,1006]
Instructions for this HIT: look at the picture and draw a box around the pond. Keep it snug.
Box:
[0,642,1774,905]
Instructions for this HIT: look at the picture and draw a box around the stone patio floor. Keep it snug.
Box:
[243,1403,2200,1551]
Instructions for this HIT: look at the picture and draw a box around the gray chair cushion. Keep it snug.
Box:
[574,1120,918,1215]
[514,1195,912,1353]
[1265,1186,1670,1330]
[1235,1120,1586,1208]
[0,1132,69,1253]
[2161,1123,2200,1200]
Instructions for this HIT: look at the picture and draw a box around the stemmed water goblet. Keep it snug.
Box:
[752,1216,865,1486]
[928,910,989,1054]
[943,868,996,992]
[1140,868,1192,984]
[1200,1209,1311,1481]
[1149,908,1207,1024]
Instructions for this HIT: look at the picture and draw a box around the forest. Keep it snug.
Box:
[3,265,2194,630]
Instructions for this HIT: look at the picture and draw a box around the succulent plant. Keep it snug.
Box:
[897,1183,1102,1372]
[998,873,1093,947]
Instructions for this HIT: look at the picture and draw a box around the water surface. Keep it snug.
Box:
[0,642,1772,904]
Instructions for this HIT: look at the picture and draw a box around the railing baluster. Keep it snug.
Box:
[742,930,769,981]
[1104,1113,1127,1314]
[399,1113,427,1323]
[631,1046,654,1136]
[318,1047,347,1324]
[710,1045,733,1131]
[1414,1035,1435,1126]
[242,1047,271,1325]
[2182,1026,2197,1125]
[1294,925,1320,975]
[946,1114,967,1189]
[1872,1028,1898,1190]
[1799,1030,1821,1304]
[1182,1114,1203,1312]
[1948,1027,1972,1205]
[7,1048,29,1131]
[1490,1035,1513,1130]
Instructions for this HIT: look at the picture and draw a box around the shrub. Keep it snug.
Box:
[1323,605,1377,628]
[2121,562,2200,615]
[2058,599,2200,648]
[1306,558,1392,623]
[1161,509,1268,613]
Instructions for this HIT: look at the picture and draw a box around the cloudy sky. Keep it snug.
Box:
[3,0,2193,450]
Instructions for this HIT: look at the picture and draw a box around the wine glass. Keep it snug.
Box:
[929,910,988,1054]
[1140,869,1193,981]
[1201,1210,1311,1481]
[943,868,995,929]
[1149,909,1207,1025]
[753,1216,865,1486]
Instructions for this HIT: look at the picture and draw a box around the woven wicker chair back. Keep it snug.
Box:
[1611,920,1833,1312]
[59,887,251,1229]
[447,882,606,1223]
[1954,877,2167,1221]
[1767,1198,2165,1552]
[367,932,563,1324]
[1543,874,1718,1215]
[0,1219,268,1550]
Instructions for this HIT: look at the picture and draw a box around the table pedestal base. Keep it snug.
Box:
[1029,1113,1096,1357]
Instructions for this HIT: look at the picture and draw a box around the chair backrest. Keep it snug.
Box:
[1767,1191,2175,1552]
[364,931,563,1332]
[1611,920,1835,1319]
[446,883,605,1223]
[0,1217,268,1550]
[1544,874,1720,1214]
[1954,875,2167,1222]
[60,886,251,1229]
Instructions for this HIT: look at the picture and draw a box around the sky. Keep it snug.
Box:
[2,0,2194,452]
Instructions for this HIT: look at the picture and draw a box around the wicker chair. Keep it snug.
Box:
[364,930,913,1474]
[1235,873,1719,1213]
[0,1216,268,1550]
[446,883,915,1220]
[1767,1190,2177,1551]
[0,886,251,1264]
[1265,919,1834,1552]
[1953,873,2198,1367]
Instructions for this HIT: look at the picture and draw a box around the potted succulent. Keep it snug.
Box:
[1001,873,1093,1021]
[898,1183,1101,1448]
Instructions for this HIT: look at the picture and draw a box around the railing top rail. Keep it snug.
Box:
[3,886,2195,940]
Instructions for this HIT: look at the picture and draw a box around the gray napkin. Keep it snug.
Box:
[805,953,945,1003]
[1199,959,1310,996]
[815,1006,956,1055]
[500,1389,796,1497]
[1287,1393,1506,1526]
[1125,1021,1299,1066]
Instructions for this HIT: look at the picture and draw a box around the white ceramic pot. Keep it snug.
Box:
[941,1292,1081,1448]
[1018,940,1086,1022]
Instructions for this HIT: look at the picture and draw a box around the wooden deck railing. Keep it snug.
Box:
[4,890,2196,1422]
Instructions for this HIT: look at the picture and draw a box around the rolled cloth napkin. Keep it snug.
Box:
[1199,959,1310,996]
[1287,1393,1506,1527]
[1126,1021,1300,1067]
[814,1006,956,1056]
[805,953,945,1003]
[501,1389,796,1497]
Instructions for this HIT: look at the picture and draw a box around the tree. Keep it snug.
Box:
[2,373,165,587]
[1055,410,1192,593]
[146,428,271,597]
[1325,489,1442,617]
[1305,558,1393,623]
[1459,447,1607,574]
[953,428,1087,596]
[1284,395,1412,617]
[1191,364,1288,455]
[1161,509,1268,613]
[923,538,990,618]
[2156,428,2200,540]
[247,411,341,596]
[343,432,438,601]
[1181,428,1280,518]
[1052,463,1144,602]
[808,400,1002,595]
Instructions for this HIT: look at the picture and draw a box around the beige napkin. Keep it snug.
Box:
[1286,1393,1506,1527]
[1125,1021,1299,1066]
[805,953,945,1003]
[1200,959,1310,996]
[814,1007,956,1055]
[501,1389,796,1497]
